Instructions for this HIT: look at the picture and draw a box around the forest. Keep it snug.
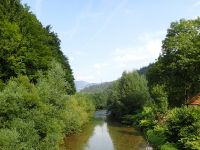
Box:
[0,0,95,149]
[0,0,200,150]
[89,19,200,149]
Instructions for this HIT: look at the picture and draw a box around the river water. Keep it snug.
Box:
[62,110,147,150]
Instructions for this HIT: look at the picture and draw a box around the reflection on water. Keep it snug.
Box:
[85,122,114,150]
[107,122,146,150]
[62,110,146,150]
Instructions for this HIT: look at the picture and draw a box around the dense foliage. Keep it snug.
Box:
[0,62,94,150]
[0,0,95,149]
[1,0,200,149]
[165,107,200,149]
[0,0,75,94]
[147,18,200,106]
[101,18,200,150]
[81,82,114,109]
[135,18,200,149]
[107,71,150,121]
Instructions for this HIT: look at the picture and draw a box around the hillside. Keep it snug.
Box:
[81,81,113,93]
[75,81,96,91]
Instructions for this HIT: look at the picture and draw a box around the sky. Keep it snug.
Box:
[21,0,200,83]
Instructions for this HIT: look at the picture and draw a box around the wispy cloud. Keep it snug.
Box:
[82,0,127,48]
[112,31,165,69]
[93,63,109,69]
[73,30,165,83]
[193,1,200,7]
[61,1,104,41]
[113,48,148,67]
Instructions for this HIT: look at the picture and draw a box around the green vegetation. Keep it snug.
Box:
[1,0,200,149]
[107,71,150,122]
[0,0,75,94]
[0,0,95,149]
[97,18,200,150]
[81,82,113,109]
[147,18,200,106]
[139,18,200,149]
[0,62,94,150]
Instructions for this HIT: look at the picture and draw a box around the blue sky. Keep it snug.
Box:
[21,0,200,83]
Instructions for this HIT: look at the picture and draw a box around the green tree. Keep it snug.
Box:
[165,107,200,149]
[147,18,200,106]
[0,0,75,93]
[0,61,94,149]
[108,71,150,121]
[151,85,168,113]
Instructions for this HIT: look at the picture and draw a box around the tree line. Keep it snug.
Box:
[0,0,95,149]
[92,18,200,150]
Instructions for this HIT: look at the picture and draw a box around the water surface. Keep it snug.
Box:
[62,110,146,150]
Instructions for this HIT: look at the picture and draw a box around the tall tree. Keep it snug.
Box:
[147,18,200,106]
[0,0,75,94]
[108,71,150,120]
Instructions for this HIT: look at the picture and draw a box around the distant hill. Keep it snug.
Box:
[75,81,96,91]
[81,81,114,93]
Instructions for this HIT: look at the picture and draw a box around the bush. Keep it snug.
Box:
[137,106,156,129]
[64,94,95,135]
[0,128,20,150]
[160,143,178,150]
[147,125,166,147]
[0,61,95,149]
[165,107,200,149]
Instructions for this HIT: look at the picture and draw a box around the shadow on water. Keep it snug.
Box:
[107,121,146,150]
[62,110,147,150]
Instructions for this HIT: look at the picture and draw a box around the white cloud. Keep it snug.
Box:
[113,48,148,67]
[93,63,109,77]
[73,31,166,83]
[93,63,109,69]
[112,31,165,68]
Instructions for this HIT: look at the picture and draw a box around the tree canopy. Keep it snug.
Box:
[0,0,75,94]
[147,18,200,106]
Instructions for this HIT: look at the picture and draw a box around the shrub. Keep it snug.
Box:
[0,61,95,149]
[0,128,20,150]
[138,106,156,129]
[165,107,200,149]
[147,125,166,147]
[160,143,178,150]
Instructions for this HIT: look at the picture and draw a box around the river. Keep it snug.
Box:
[62,110,147,150]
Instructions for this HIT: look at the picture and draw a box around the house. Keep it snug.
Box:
[186,92,200,107]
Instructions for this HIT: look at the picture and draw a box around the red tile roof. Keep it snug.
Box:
[187,92,200,105]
